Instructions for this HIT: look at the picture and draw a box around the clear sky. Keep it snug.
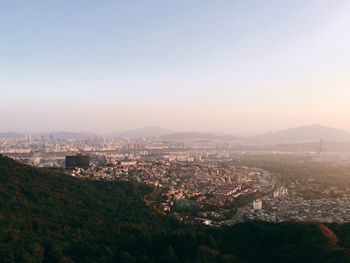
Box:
[1,0,350,135]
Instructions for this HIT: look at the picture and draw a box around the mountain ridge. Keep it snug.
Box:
[2,124,350,142]
[251,124,350,143]
[0,131,25,139]
[161,132,236,141]
[106,126,174,138]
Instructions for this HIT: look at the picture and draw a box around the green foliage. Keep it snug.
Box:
[1,155,350,262]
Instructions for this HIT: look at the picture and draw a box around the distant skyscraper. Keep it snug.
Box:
[25,134,32,144]
[316,139,324,155]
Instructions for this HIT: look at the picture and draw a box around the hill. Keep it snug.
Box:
[1,156,350,262]
[107,126,174,138]
[252,124,350,143]
[0,132,25,139]
[0,156,170,262]
[162,132,236,141]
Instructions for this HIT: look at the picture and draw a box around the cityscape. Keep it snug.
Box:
[2,0,350,262]
[2,126,350,226]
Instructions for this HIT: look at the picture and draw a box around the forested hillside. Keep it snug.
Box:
[1,155,350,263]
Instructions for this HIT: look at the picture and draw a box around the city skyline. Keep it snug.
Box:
[1,124,350,139]
[1,0,350,134]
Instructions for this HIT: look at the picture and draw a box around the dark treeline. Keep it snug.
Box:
[1,155,350,263]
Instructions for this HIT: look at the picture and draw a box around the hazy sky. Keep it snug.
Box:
[1,0,350,135]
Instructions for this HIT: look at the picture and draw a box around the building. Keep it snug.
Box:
[273,186,288,198]
[65,154,90,170]
[253,199,263,210]
[120,161,137,167]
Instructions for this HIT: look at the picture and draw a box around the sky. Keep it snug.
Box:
[1,0,350,135]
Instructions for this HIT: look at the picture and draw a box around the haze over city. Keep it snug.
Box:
[4,1,350,263]
[1,0,350,135]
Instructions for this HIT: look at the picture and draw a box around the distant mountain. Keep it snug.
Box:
[252,125,350,143]
[162,132,236,141]
[107,126,174,138]
[0,132,25,139]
